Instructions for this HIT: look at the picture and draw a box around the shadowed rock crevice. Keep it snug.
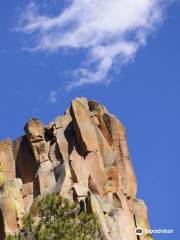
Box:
[69,105,89,156]
[88,100,113,146]
[0,209,5,240]
[64,121,77,156]
[14,136,37,183]
[0,97,152,240]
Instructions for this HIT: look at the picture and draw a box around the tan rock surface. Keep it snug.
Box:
[0,98,152,240]
[0,179,24,235]
[133,200,153,240]
[0,139,15,182]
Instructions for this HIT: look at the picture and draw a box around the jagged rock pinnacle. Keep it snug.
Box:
[0,97,152,240]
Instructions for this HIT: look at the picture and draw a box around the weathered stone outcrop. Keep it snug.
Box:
[0,97,152,240]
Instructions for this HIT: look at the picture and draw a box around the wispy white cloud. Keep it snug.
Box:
[17,0,169,92]
[49,90,58,104]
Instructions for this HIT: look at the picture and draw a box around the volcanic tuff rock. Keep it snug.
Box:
[0,98,152,240]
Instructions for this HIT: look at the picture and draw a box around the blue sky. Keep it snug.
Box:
[0,1,180,239]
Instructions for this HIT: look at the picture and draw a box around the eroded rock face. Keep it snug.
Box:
[0,139,15,185]
[0,179,24,235]
[0,98,152,240]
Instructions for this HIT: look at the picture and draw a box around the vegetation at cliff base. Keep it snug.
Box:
[6,193,104,240]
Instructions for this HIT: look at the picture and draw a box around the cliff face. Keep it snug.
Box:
[0,97,152,240]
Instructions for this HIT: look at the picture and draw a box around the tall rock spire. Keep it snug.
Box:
[0,97,152,240]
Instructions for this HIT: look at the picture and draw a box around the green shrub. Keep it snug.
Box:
[6,193,104,240]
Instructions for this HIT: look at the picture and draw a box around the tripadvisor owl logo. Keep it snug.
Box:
[135,227,174,235]
[135,227,144,236]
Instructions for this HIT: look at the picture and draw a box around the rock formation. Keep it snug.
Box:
[0,97,152,240]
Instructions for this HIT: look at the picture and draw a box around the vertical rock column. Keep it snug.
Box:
[110,116,137,198]
[52,115,74,201]
[0,139,15,184]
[69,98,138,240]
[13,136,37,212]
[0,140,24,236]
[25,119,56,195]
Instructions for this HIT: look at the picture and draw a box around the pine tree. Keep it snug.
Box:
[6,193,104,240]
